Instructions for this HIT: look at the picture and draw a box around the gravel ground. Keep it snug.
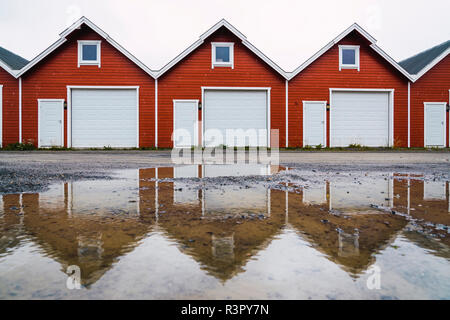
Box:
[0,150,449,194]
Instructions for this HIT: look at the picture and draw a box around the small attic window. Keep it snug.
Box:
[212,42,234,69]
[339,45,360,71]
[78,40,101,67]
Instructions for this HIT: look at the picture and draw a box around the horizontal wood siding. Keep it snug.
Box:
[0,69,19,146]
[21,25,155,148]
[410,56,450,147]
[157,27,286,148]
[288,31,409,147]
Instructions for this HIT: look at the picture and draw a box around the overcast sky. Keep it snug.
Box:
[1,0,449,71]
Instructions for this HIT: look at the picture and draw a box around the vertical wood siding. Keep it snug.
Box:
[288,31,409,147]
[157,27,286,148]
[21,25,155,148]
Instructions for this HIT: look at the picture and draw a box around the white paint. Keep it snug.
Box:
[408,81,411,148]
[338,45,360,71]
[0,85,2,147]
[303,101,327,147]
[285,80,288,148]
[68,87,139,148]
[38,99,64,147]
[155,78,158,148]
[424,102,446,147]
[202,87,270,147]
[211,42,234,69]
[77,40,101,67]
[330,89,393,147]
[173,100,198,148]
[19,77,22,143]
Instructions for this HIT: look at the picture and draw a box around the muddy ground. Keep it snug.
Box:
[0,150,449,194]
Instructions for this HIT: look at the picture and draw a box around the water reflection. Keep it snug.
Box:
[0,165,449,298]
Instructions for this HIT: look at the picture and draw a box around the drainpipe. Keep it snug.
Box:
[155,78,158,148]
[408,81,411,148]
[285,80,288,148]
[19,77,22,143]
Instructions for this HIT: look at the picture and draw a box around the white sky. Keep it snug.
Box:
[1,0,449,71]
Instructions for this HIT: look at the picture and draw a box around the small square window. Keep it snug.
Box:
[339,45,360,71]
[212,42,234,68]
[78,40,101,67]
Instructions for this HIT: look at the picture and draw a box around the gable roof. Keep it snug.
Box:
[0,46,29,77]
[399,40,450,81]
[287,23,414,82]
[16,16,156,78]
[155,19,288,79]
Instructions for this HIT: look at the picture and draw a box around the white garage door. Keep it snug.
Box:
[331,91,390,147]
[71,89,138,148]
[204,90,268,147]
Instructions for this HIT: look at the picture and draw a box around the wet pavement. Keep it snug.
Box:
[0,164,449,299]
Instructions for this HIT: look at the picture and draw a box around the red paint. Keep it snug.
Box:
[288,31,409,147]
[0,68,19,146]
[157,27,286,148]
[21,25,155,148]
[410,56,450,147]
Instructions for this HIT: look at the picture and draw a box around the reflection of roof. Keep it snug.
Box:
[157,185,287,282]
[21,198,153,287]
[286,191,407,277]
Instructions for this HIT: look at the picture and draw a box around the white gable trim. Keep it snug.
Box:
[156,19,287,79]
[288,23,414,81]
[0,60,19,78]
[16,16,156,78]
[411,48,450,82]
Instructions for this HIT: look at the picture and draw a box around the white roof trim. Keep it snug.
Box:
[156,19,287,79]
[288,23,414,81]
[0,59,19,77]
[16,16,156,78]
[411,47,450,82]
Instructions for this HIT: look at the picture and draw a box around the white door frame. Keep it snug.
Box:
[424,102,447,147]
[37,99,64,148]
[0,85,3,147]
[329,88,395,147]
[66,86,139,148]
[201,87,271,147]
[173,99,199,148]
[302,101,327,147]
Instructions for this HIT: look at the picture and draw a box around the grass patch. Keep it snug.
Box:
[3,142,37,151]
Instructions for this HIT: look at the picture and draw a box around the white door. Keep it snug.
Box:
[173,100,198,147]
[71,89,137,148]
[331,91,390,147]
[204,90,268,147]
[38,100,63,147]
[303,101,326,147]
[425,103,446,147]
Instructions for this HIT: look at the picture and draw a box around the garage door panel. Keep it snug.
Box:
[71,89,137,148]
[204,90,268,147]
[331,91,390,147]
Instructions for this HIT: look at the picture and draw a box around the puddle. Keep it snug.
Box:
[0,164,449,299]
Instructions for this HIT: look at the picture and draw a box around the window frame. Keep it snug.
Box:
[78,40,101,67]
[339,45,360,71]
[211,42,234,69]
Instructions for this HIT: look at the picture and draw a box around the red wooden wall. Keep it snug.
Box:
[410,56,450,147]
[0,68,19,146]
[21,25,155,148]
[288,31,409,147]
[157,27,286,148]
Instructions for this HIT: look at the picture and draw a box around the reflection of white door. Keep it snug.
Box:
[425,102,446,147]
[424,181,446,200]
[38,99,63,147]
[173,100,198,148]
[174,165,199,203]
[303,101,326,147]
